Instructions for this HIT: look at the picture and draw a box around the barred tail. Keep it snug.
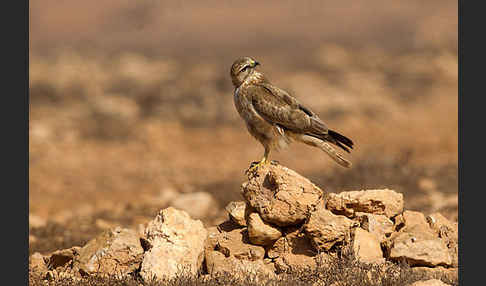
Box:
[319,141,352,168]
[294,134,352,168]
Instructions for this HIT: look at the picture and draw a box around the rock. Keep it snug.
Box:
[266,227,317,273]
[242,163,324,227]
[74,227,144,276]
[398,211,433,233]
[387,231,452,267]
[426,213,458,267]
[384,210,454,267]
[205,250,276,280]
[207,227,265,261]
[267,227,316,258]
[247,212,282,246]
[171,191,219,219]
[354,212,394,242]
[326,189,403,218]
[408,279,451,286]
[304,208,356,251]
[352,228,384,263]
[29,252,48,276]
[140,207,207,281]
[426,213,457,235]
[47,246,80,269]
[225,201,249,227]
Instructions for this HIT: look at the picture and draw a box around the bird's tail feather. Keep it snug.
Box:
[308,130,354,153]
[319,141,352,168]
[294,134,352,168]
[328,130,354,152]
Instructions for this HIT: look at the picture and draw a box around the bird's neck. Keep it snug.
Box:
[245,70,267,85]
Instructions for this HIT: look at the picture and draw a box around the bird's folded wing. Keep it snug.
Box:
[248,84,328,134]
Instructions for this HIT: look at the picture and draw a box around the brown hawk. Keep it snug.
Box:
[230,56,354,169]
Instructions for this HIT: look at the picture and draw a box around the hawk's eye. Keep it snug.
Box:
[241,66,249,73]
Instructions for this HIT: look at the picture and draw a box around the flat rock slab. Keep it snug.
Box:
[387,231,452,267]
[242,164,324,227]
[326,189,403,218]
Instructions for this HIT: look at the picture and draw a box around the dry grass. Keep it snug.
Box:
[29,253,458,286]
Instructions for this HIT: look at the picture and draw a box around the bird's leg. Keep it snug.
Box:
[248,147,270,172]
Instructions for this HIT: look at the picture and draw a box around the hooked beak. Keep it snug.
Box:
[253,61,260,67]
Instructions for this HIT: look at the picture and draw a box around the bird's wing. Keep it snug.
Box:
[248,83,329,134]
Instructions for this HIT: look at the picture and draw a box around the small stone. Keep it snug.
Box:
[225,201,249,227]
[247,212,282,246]
[355,212,394,242]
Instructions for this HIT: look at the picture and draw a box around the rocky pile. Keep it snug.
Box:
[29,163,458,284]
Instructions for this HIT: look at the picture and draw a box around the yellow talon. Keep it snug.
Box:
[246,148,270,174]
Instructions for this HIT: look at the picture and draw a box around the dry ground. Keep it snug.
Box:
[29,1,458,284]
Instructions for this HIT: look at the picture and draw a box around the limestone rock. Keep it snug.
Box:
[426,212,458,267]
[225,201,249,227]
[205,251,275,279]
[140,207,207,281]
[398,210,433,233]
[352,228,384,263]
[304,208,356,251]
[355,212,394,242]
[242,163,324,227]
[326,189,403,218]
[171,191,219,219]
[74,227,143,276]
[387,231,452,267]
[408,279,451,286]
[266,227,317,273]
[207,227,265,261]
[247,212,282,246]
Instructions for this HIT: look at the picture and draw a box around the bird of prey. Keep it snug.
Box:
[230,56,354,170]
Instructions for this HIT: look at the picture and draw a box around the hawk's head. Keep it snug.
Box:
[230,57,260,87]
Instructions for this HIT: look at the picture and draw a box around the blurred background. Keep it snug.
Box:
[29,0,457,254]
